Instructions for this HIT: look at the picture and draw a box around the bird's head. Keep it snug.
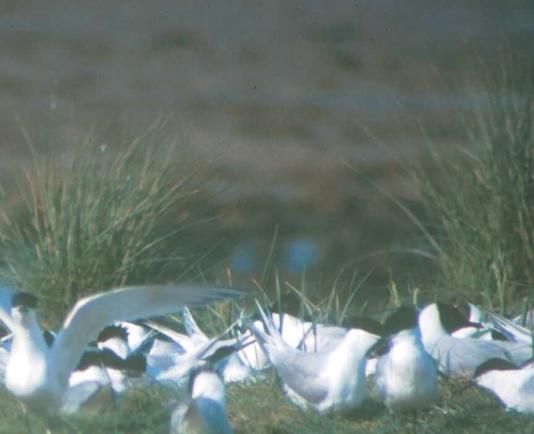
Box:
[11,292,39,327]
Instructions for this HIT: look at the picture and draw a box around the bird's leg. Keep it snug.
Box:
[17,402,35,434]
[21,407,33,434]
[101,365,119,410]
[411,410,418,434]
[45,417,53,434]
[111,388,119,409]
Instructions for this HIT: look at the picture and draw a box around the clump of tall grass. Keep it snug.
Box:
[0,124,203,324]
[417,55,534,313]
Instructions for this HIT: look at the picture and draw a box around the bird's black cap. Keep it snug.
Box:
[436,302,481,333]
[382,305,419,336]
[11,292,38,309]
[97,325,129,342]
[344,316,385,336]
[76,350,103,370]
[76,348,129,371]
[473,358,517,378]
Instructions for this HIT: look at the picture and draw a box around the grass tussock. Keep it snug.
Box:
[0,123,203,324]
[417,55,534,312]
[1,379,534,434]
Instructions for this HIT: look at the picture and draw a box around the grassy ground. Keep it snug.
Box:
[1,376,534,434]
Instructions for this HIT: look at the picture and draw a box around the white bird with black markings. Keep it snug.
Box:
[418,303,515,379]
[180,307,253,383]
[170,368,234,434]
[373,306,439,432]
[249,303,380,413]
[68,325,146,393]
[62,345,145,415]
[473,358,534,414]
[0,284,246,416]
[146,317,252,385]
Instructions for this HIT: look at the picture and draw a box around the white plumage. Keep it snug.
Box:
[1,285,246,414]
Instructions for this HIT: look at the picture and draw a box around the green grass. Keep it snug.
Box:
[0,122,206,325]
[1,377,534,434]
[414,54,534,313]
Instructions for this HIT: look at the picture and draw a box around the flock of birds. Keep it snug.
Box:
[1,284,534,433]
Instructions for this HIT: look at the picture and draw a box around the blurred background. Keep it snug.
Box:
[1,0,533,304]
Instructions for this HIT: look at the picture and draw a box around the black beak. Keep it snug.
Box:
[467,321,483,329]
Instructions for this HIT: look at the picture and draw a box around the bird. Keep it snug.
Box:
[170,368,233,434]
[237,309,382,367]
[118,320,155,353]
[418,302,515,379]
[429,302,485,339]
[146,318,252,385]
[180,307,253,383]
[0,284,246,416]
[62,346,145,414]
[473,358,534,414]
[249,302,380,413]
[450,303,507,341]
[373,306,439,433]
[96,325,131,359]
[68,325,146,394]
[437,304,534,366]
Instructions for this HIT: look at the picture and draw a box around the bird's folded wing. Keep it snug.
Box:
[272,350,329,404]
[435,337,512,377]
[51,285,247,386]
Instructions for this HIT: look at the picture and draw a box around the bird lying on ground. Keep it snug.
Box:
[249,302,380,413]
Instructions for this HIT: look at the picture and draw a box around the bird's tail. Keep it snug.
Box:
[486,311,533,345]
[144,320,197,352]
[182,307,209,340]
[248,300,287,357]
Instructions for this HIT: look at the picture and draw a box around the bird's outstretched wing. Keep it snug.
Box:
[0,286,19,331]
[51,285,247,387]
